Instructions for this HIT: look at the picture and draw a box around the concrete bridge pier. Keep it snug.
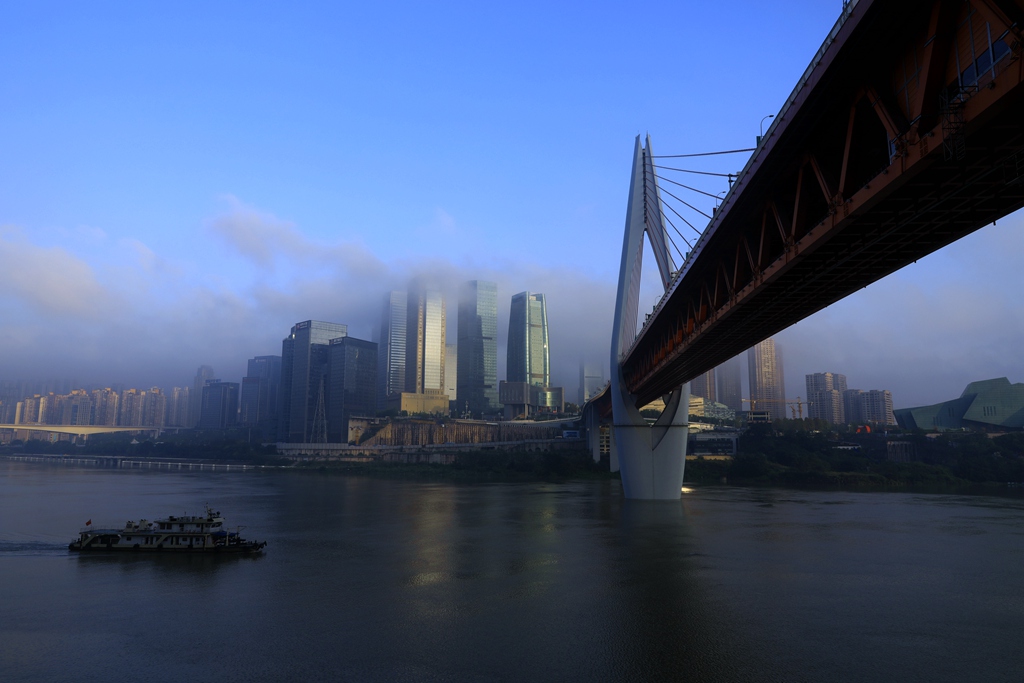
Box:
[611,377,688,500]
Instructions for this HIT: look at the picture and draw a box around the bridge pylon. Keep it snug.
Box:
[610,135,688,500]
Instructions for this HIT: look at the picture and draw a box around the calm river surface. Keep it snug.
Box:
[1,460,1021,682]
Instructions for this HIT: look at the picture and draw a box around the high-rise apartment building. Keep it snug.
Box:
[143,387,166,428]
[278,320,347,442]
[806,372,848,424]
[507,292,549,386]
[190,365,215,427]
[843,389,864,424]
[691,369,717,404]
[861,389,895,425]
[716,355,743,412]
[327,336,378,443]
[165,387,190,427]
[405,279,446,395]
[748,338,785,419]
[456,280,498,417]
[377,291,407,410]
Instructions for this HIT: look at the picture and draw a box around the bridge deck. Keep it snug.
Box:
[624,0,1024,406]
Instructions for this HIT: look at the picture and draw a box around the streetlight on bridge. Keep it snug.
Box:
[757,114,775,146]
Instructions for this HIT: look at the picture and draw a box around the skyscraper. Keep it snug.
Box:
[377,291,407,410]
[716,355,743,412]
[507,291,549,386]
[405,279,446,395]
[748,338,785,419]
[861,389,895,425]
[278,320,347,442]
[240,355,282,435]
[691,369,716,403]
[327,336,377,443]
[456,280,498,417]
[806,372,847,424]
[445,343,458,404]
[199,381,239,430]
[189,365,215,427]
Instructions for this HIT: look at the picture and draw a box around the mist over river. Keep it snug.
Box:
[1,460,1021,682]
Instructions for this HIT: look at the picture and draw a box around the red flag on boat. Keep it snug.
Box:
[86,520,91,526]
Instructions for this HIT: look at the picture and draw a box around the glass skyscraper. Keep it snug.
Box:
[507,292,549,387]
[377,291,407,409]
[457,280,498,417]
[240,355,281,435]
[189,365,215,427]
[405,279,446,395]
[278,320,347,442]
[715,355,743,412]
[747,338,785,419]
[327,336,377,443]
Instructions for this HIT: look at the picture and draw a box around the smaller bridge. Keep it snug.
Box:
[0,424,161,438]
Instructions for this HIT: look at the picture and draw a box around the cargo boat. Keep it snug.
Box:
[68,506,266,554]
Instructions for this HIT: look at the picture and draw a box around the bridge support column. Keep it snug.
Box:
[611,378,688,499]
[609,135,688,500]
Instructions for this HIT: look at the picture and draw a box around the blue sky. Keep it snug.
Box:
[1,1,1021,408]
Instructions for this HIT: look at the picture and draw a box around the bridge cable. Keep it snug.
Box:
[647,202,690,265]
[651,148,755,158]
[644,196,694,255]
[655,174,725,200]
[644,178,708,233]
[648,181,714,221]
[652,165,735,178]
[645,182,706,237]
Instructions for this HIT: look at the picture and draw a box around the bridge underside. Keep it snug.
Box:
[624,0,1024,407]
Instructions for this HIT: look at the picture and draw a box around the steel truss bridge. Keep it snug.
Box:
[590,0,1024,498]
[628,0,1024,405]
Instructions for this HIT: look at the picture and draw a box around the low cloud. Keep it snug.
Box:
[1,203,1020,411]
[0,229,116,318]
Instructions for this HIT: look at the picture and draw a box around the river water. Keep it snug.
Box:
[1,460,1021,682]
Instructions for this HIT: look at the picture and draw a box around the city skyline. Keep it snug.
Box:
[0,2,1021,408]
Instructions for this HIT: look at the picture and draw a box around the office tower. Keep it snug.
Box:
[579,362,604,404]
[405,279,446,395]
[377,291,407,410]
[716,355,743,412]
[240,355,281,434]
[507,292,549,386]
[457,280,498,417]
[190,365,215,427]
[199,381,239,430]
[327,336,378,443]
[445,343,458,403]
[691,369,716,403]
[806,372,847,424]
[278,320,348,442]
[747,338,786,419]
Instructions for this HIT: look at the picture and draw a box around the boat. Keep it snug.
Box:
[68,506,266,554]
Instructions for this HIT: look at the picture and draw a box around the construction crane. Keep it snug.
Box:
[786,397,811,420]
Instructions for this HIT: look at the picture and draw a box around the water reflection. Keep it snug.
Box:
[2,462,1022,683]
